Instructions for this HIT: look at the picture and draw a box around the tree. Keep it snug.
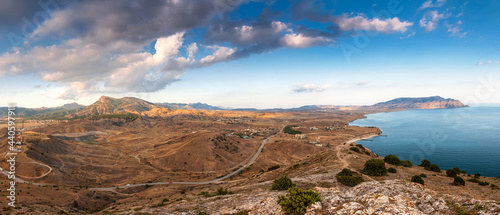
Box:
[272,176,295,191]
[411,175,425,185]
[277,187,321,215]
[361,159,388,176]
[384,154,402,166]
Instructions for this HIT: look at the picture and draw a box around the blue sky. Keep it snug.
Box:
[0,0,499,108]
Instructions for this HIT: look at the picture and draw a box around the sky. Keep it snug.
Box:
[0,0,499,109]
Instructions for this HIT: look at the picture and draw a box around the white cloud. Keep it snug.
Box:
[419,10,450,32]
[476,61,500,66]
[354,80,369,86]
[400,32,416,39]
[418,0,447,11]
[281,33,333,48]
[445,21,467,37]
[291,84,331,93]
[334,14,413,33]
[199,46,235,64]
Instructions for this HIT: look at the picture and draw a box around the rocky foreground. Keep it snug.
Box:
[139,180,499,215]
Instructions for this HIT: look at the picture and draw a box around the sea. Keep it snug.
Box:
[350,106,500,177]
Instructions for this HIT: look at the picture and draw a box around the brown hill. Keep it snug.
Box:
[70,96,163,117]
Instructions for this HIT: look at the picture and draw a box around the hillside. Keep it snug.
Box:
[69,96,163,117]
[371,96,468,109]
[0,102,84,118]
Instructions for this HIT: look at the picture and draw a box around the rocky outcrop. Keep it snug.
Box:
[371,96,468,109]
[151,180,499,215]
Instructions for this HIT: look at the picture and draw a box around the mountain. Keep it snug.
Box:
[70,96,163,117]
[371,96,468,109]
[0,102,84,118]
[156,102,223,110]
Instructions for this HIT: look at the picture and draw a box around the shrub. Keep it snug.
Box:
[215,187,228,196]
[272,176,296,191]
[474,173,481,178]
[277,187,321,215]
[451,176,465,186]
[361,159,387,176]
[478,181,490,186]
[336,168,364,187]
[446,169,459,177]
[491,184,498,188]
[284,126,302,135]
[384,154,402,166]
[267,165,280,171]
[425,164,441,173]
[419,159,431,168]
[420,173,427,178]
[401,160,413,167]
[467,178,480,183]
[198,191,211,197]
[350,147,360,153]
[388,167,397,173]
[336,168,353,177]
[452,167,461,174]
[460,170,467,174]
[411,175,425,185]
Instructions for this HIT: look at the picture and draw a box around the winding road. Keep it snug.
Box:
[89,125,284,190]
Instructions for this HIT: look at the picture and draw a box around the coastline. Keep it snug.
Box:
[345,133,380,145]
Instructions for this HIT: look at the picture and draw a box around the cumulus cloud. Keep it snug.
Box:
[419,10,450,32]
[291,84,331,93]
[333,14,413,33]
[418,0,447,11]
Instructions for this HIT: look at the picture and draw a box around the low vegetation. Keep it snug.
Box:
[383,154,402,166]
[336,168,364,187]
[411,175,425,185]
[419,159,441,172]
[197,187,229,197]
[388,167,397,173]
[361,159,388,176]
[284,125,301,135]
[401,160,413,167]
[272,176,296,191]
[277,187,321,215]
[349,147,360,153]
[451,176,466,186]
[446,167,461,177]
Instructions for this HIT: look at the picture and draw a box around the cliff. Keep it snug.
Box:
[371,96,468,109]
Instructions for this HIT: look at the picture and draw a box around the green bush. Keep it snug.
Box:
[419,159,431,168]
[478,181,490,186]
[336,168,364,187]
[425,164,441,172]
[446,168,459,177]
[411,175,425,185]
[361,159,388,176]
[401,160,413,167]
[350,147,360,153]
[267,165,280,171]
[215,187,228,196]
[272,176,296,191]
[388,167,397,173]
[420,173,427,178]
[452,167,461,173]
[467,178,480,183]
[277,187,321,215]
[451,176,465,186]
[284,126,302,135]
[474,173,481,178]
[336,168,354,177]
[384,154,402,166]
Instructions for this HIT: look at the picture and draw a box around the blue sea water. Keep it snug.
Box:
[350,107,500,177]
